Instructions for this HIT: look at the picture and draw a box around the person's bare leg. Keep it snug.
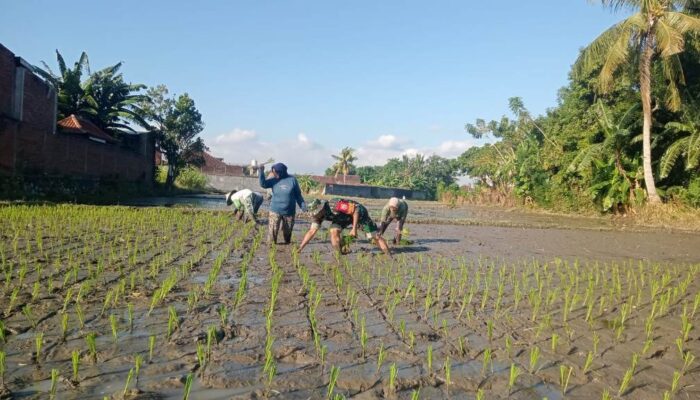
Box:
[330,228,342,254]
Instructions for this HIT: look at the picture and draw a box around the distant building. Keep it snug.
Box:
[0,43,154,187]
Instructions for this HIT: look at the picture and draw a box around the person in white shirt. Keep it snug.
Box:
[225,189,264,223]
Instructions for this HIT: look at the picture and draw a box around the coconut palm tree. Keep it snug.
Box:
[574,0,700,204]
[331,147,358,183]
[660,96,700,178]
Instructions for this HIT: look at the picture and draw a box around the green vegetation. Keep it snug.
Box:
[454,3,700,213]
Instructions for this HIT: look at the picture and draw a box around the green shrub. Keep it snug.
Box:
[175,168,208,190]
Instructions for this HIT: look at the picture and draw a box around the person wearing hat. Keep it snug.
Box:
[299,198,390,255]
[259,162,306,244]
[378,197,409,245]
[225,188,264,223]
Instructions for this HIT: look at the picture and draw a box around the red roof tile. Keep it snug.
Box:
[57,115,117,143]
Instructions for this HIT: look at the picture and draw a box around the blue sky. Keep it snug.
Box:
[2,1,626,174]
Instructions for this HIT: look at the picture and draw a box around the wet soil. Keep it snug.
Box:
[0,204,699,399]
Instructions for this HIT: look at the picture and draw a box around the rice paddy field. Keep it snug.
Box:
[0,203,699,399]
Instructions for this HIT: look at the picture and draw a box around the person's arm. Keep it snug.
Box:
[349,209,360,237]
[293,178,306,211]
[298,224,320,252]
[259,167,276,189]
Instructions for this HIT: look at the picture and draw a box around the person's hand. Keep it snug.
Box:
[300,202,308,212]
[349,228,357,238]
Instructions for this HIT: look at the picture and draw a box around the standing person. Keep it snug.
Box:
[259,163,306,244]
[378,197,409,244]
[299,198,391,255]
[225,188,264,223]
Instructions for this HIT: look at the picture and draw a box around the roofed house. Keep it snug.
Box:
[57,114,118,144]
[199,152,246,176]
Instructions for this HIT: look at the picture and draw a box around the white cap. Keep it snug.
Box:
[388,197,400,208]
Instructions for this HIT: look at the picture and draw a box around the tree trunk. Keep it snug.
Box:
[639,35,662,204]
[166,154,177,190]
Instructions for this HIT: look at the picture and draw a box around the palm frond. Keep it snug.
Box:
[659,136,689,177]
[665,11,700,34]
[655,17,685,57]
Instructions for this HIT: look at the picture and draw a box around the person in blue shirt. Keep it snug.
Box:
[259,163,306,244]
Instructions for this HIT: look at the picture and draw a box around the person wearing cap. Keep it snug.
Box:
[225,188,264,223]
[378,197,409,244]
[299,198,390,255]
[259,163,306,244]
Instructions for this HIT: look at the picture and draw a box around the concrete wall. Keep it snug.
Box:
[0,43,154,184]
[205,174,266,193]
[323,183,429,200]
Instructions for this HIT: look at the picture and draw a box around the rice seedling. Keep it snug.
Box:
[388,363,398,395]
[376,343,386,373]
[320,345,328,372]
[5,287,19,316]
[109,314,119,343]
[218,304,228,327]
[681,314,692,342]
[71,350,80,383]
[34,332,44,364]
[458,336,466,357]
[148,335,156,362]
[360,317,368,359]
[167,306,179,340]
[86,332,97,363]
[559,364,573,395]
[529,346,540,373]
[671,370,681,394]
[327,365,340,399]
[122,368,135,397]
[675,337,684,358]
[411,389,420,400]
[196,341,207,376]
[682,351,694,373]
[508,363,521,394]
[127,303,134,332]
[617,353,638,396]
[408,331,415,350]
[183,372,194,400]
[75,304,85,329]
[583,351,594,374]
[0,351,5,386]
[482,348,492,376]
[0,320,5,343]
[476,388,485,400]
[426,344,433,375]
[49,368,59,399]
[551,333,559,352]
[444,356,452,391]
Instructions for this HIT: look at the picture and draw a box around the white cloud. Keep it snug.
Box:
[209,129,332,174]
[208,130,476,175]
[367,134,410,150]
[355,135,475,167]
[214,128,257,144]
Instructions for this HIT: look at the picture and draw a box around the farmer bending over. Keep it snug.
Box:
[378,197,408,244]
[299,198,390,255]
[225,189,264,223]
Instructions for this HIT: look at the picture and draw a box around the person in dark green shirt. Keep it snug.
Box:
[299,198,390,255]
[378,197,408,244]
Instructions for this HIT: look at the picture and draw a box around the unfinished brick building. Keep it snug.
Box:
[0,43,154,194]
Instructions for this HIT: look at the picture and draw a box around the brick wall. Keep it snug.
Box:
[0,43,154,185]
